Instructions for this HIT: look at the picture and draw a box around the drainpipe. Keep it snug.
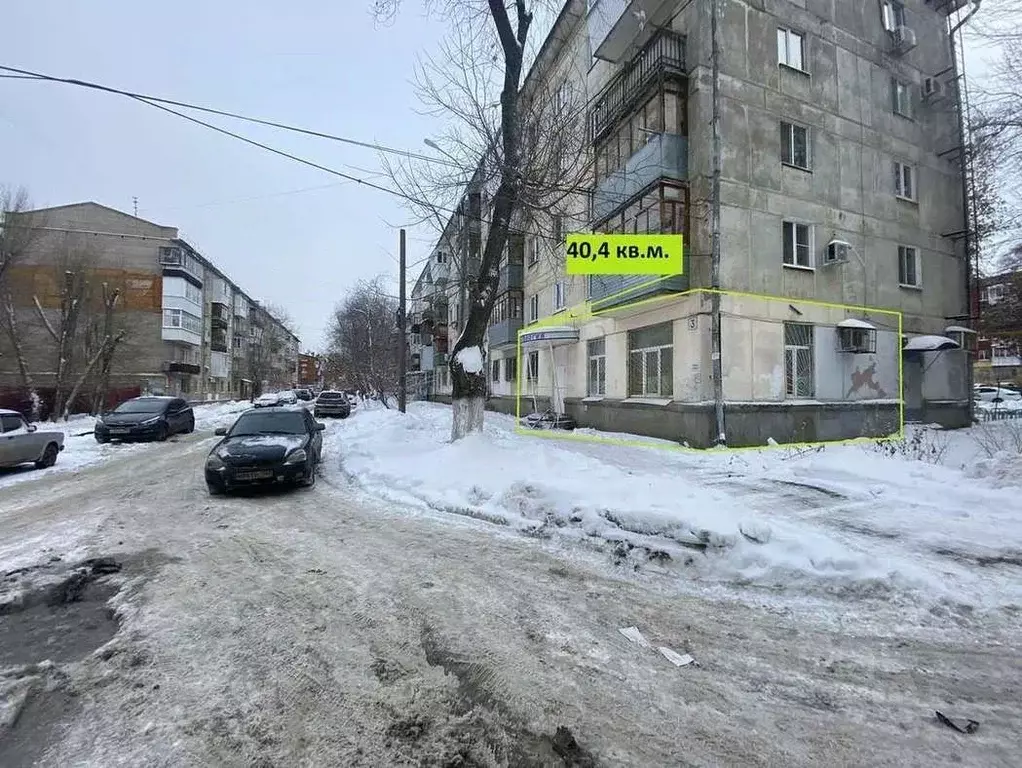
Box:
[949,1,980,422]
[709,0,726,445]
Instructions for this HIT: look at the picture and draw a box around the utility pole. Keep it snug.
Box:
[398,228,407,413]
[709,0,726,446]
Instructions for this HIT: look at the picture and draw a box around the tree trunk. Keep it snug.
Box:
[449,0,530,441]
[2,295,40,419]
[63,332,123,420]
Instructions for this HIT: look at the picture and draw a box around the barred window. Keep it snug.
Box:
[627,323,673,397]
[783,322,815,398]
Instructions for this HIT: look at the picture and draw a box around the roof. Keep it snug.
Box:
[19,201,173,232]
[904,335,960,352]
[837,318,876,330]
[0,408,24,416]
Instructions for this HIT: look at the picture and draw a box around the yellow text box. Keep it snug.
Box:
[565,234,683,275]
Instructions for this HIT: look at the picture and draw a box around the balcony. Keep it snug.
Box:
[488,316,524,348]
[211,302,230,329]
[163,361,201,375]
[158,246,203,287]
[592,133,687,224]
[498,263,524,293]
[588,0,681,65]
[588,273,688,314]
[591,30,685,144]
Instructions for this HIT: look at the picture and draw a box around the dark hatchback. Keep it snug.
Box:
[313,390,351,419]
[205,407,325,495]
[95,396,194,443]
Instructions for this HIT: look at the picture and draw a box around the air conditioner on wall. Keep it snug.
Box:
[891,26,918,54]
[824,240,850,265]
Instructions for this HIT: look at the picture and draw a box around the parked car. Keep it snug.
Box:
[94,396,194,443]
[974,385,1022,404]
[294,388,314,402]
[314,390,351,419]
[345,391,358,408]
[205,407,325,494]
[0,410,65,470]
[279,390,299,405]
[253,393,281,408]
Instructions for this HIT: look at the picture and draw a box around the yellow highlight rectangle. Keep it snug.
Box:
[565,234,683,276]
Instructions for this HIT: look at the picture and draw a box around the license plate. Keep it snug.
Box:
[109,428,130,434]
[235,469,273,481]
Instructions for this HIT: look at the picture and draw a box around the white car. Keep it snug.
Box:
[279,391,299,405]
[0,409,65,470]
[974,385,1022,404]
[253,393,281,408]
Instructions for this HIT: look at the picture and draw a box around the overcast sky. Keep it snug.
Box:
[0,2,1003,350]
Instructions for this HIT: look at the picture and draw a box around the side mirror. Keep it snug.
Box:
[26,424,38,433]
[315,423,326,431]
[214,427,227,436]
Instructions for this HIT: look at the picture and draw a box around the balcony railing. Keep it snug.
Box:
[590,30,686,145]
[592,133,687,224]
[488,316,524,348]
[588,273,688,313]
[498,263,524,293]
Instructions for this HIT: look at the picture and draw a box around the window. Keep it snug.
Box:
[527,351,539,382]
[892,78,913,118]
[504,357,517,382]
[894,161,916,201]
[780,122,810,169]
[436,252,447,264]
[163,308,202,334]
[587,338,606,396]
[783,323,814,398]
[881,1,906,32]
[557,81,572,112]
[627,323,673,398]
[782,221,813,269]
[491,359,500,383]
[1,414,26,433]
[777,28,805,71]
[492,291,523,323]
[552,215,563,245]
[528,237,540,266]
[596,183,686,237]
[529,293,539,322]
[593,82,683,184]
[898,245,920,287]
[985,284,1006,304]
[554,280,566,311]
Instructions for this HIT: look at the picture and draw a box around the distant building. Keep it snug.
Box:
[0,202,298,408]
[297,353,322,388]
[974,270,1022,384]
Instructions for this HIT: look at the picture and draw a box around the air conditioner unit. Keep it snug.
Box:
[922,77,945,101]
[824,241,850,264]
[892,26,918,54]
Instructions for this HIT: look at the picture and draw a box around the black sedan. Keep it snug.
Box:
[95,396,195,443]
[205,407,325,495]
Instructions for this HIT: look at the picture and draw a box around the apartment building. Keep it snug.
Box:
[974,270,1021,384]
[0,202,298,408]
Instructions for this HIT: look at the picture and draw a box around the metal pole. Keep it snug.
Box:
[710,0,726,446]
[399,228,407,413]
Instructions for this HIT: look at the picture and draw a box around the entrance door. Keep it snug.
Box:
[902,352,923,420]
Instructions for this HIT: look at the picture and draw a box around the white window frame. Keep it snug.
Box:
[528,237,540,266]
[554,280,566,311]
[894,161,917,201]
[626,324,673,398]
[898,245,921,288]
[780,121,810,170]
[528,293,539,323]
[892,78,913,118]
[491,359,500,383]
[783,322,815,399]
[881,1,906,32]
[985,284,1006,304]
[782,221,814,270]
[777,28,806,72]
[526,350,539,382]
[504,356,517,382]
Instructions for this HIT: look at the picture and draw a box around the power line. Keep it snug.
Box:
[0,64,463,170]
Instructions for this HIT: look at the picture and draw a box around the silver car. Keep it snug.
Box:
[0,409,65,470]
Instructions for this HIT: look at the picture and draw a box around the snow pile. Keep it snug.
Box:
[193,400,252,431]
[963,451,1022,488]
[323,403,1022,606]
[454,346,484,374]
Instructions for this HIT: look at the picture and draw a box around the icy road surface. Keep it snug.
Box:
[1,420,1020,767]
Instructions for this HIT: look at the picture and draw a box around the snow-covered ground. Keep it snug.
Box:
[332,402,1022,621]
[0,400,253,492]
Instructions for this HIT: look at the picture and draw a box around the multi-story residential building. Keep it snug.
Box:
[974,269,1021,383]
[416,0,976,446]
[0,202,298,409]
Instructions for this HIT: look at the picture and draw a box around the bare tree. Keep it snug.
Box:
[33,256,91,420]
[325,278,400,404]
[0,186,43,414]
[246,302,298,398]
[372,0,590,439]
[85,282,128,414]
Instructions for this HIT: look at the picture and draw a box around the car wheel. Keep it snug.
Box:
[35,443,59,470]
[207,482,225,496]
[157,424,169,442]
[340,411,349,419]
[185,417,195,434]
[302,463,317,488]
[95,433,109,444]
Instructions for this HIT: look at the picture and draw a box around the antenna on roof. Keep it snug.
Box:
[133,196,138,216]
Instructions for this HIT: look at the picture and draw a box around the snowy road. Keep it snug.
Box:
[2,424,1021,766]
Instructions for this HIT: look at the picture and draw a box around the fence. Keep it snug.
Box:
[405,371,435,403]
[976,407,1022,422]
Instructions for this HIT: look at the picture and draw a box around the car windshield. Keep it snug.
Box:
[319,392,343,400]
[114,399,166,414]
[230,411,307,436]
